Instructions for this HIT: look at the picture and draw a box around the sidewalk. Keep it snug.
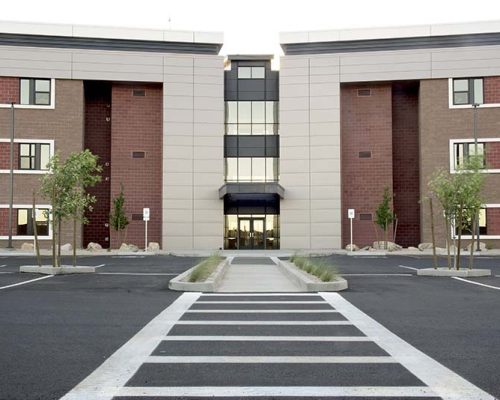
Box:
[217,257,301,292]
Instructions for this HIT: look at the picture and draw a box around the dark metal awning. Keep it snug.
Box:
[219,182,285,199]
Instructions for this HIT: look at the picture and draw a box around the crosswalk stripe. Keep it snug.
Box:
[175,320,353,325]
[146,355,396,363]
[196,301,327,304]
[162,335,371,341]
[184,309,339,313]
[201,293,321,297]
[117,386,438,397]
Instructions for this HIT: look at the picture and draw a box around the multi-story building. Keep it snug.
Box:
[1,20,500,250]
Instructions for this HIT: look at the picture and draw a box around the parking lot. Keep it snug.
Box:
[0,253,499,399]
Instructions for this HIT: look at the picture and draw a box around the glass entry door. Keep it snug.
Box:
[238,218,265,250]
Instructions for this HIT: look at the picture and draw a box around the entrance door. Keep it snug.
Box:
[238,218,265,250]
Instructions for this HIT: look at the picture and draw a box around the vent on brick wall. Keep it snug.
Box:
[357,88,372,97]
[133,89,146,97]
[358,151,372,158]
[132,151,145,158]
[359,213,372,221]
[132,214,143,221]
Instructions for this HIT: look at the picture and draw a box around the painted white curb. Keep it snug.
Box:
[273,258,348,292]
[19,265,96,275]
[417,267,491,277]
[168,258,230,292]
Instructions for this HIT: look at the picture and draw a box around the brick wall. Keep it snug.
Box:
[484,77,500,104]
[0,142,19,169]
[487,208,500,235]
[0,209,12,236]
[485,141,500,169]
[83,82,111,248]
[341,84,394,247]
[392,82,420,247]
[110,83,162,249]
[420,78,500,248]
[0,77,19,104]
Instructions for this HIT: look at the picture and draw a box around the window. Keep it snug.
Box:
[455,208,487,236]
[225,157,279,182]
[17,208,49,236]
[20,78,51,105]
[453,78,483,105]
[238,66,265,79]
[19,143,51,170]
[454,142,485,169]
[225,101,278,135]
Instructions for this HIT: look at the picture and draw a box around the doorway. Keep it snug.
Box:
[238,217,265,250]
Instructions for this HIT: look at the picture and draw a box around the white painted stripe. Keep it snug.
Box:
[340,273,413,276]
[185,309,339,313]
[452,277,500,291]
[175,320,352,325]
[162,336,371,342]
[201,293,321,297]
[320,292,495,400]
[397,265,419,271]
[117,386,438,397]
[146,355,395,364]
[0,275,53,290]
[96,272,178,276]
[0,271,14,274]
[0,264,7,268]
[60,292,201,400]
[111,255,145,258]
[196,301,327,304]
[94,264,105,268]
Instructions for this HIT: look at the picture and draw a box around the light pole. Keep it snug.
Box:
[472,103,481,252]
[7,102,15,249]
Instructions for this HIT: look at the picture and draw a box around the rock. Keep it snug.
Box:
[119,243,139,252]
[60,243,72,252]
[87,242,102,251]
[147,242,160,252]
[21,242,34,251]
[361,246,372,251]
[408,246,418,251]
[373,241,402,251]
[418,242,433,251]
[467,242,487,251]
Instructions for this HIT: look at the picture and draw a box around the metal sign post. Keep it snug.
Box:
[348,209,355,252]
[143,208,150,251]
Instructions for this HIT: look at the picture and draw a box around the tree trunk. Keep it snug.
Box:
[445,218,452,270]
[32,191,42,268]
[429,198,438,269]
[469,216,476,270]
[57,215,62,268]
[51,187,56,268]
[384,218,388,250]
[456,208,463,270]
[73,218,77,267]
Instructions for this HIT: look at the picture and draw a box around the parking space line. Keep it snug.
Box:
[184,309,339,313]
[60,292,200,400]
[320,292,494,400]
[452,277,500,291]
[96,272,178,276]
[341,273,413,276]
[117,386,438,397]
[0,275,53,291]
[0,264,6,268]
[94,264,105,268]
[398,265,418,271]
[162,335,371,342]
[146,355,396,364]
[175,320,352,325]
[0,272,14,274]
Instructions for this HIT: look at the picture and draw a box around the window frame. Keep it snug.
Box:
[20,78,52,106]
[224,157,279,183]
[237,66,266,79]
[224,101,278,135]
[18,142,52,171]
[0,204,52,240]
[449,138,500,174]
[0,139,54,174]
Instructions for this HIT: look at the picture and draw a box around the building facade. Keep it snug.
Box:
[1,20,500,250]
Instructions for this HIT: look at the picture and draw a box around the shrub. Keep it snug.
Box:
[290,256,337,282]
[189,253,222,282]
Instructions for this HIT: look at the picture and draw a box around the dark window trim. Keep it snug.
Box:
[453,142,486,169]
[16,207,49,236]
[20,78,51,106]
[19,142,51,170]
[238,66,266,79]
[452,77,483,105]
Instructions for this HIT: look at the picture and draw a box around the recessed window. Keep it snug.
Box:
[225,157,279,182]
[453,142,485,169]
[238,66,265,79]
[225,101,278,135]
[133,89,146,97]
[358,151,372,158]
[131,214,143,221]
[19,143,51,170]
[357,89,372,97]
[359,213,372,221]
[132,151,145,158]
[17,208,49,236]
[453,78,483,105]
[20,78,51,105]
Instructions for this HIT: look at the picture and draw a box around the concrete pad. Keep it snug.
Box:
[19,265,96,275]
[417,267,491,277]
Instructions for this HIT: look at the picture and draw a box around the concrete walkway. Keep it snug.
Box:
[217,257,301,292]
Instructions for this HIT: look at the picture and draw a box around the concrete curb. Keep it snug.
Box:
[346,251,387,256]
[168,258,231,292]
[19,265,96,275]
[273,257,348,292]
[417,267,491,277]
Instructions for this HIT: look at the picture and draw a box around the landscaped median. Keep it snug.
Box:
[417,267,491,277]
[274,256,348,292]
[168,254,230,292]
[19,265,96,275]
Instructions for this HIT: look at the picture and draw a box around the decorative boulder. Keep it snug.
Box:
[361,246,372,251]
[60,243,72,252]
[345,244,359,251]
[408,246,419,251]
[87,242,102,251]
[21,242,34,251]
[418,242,433,251]
[119,243,139,252]
[373,241,402,251]
[147,242,160,252]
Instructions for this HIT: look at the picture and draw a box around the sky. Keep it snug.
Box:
[2,0,500,57]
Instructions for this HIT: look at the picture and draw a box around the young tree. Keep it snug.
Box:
[109,184,129,247]
[375,187,395,250]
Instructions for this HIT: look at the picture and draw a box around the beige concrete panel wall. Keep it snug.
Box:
[162,54,224,250]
